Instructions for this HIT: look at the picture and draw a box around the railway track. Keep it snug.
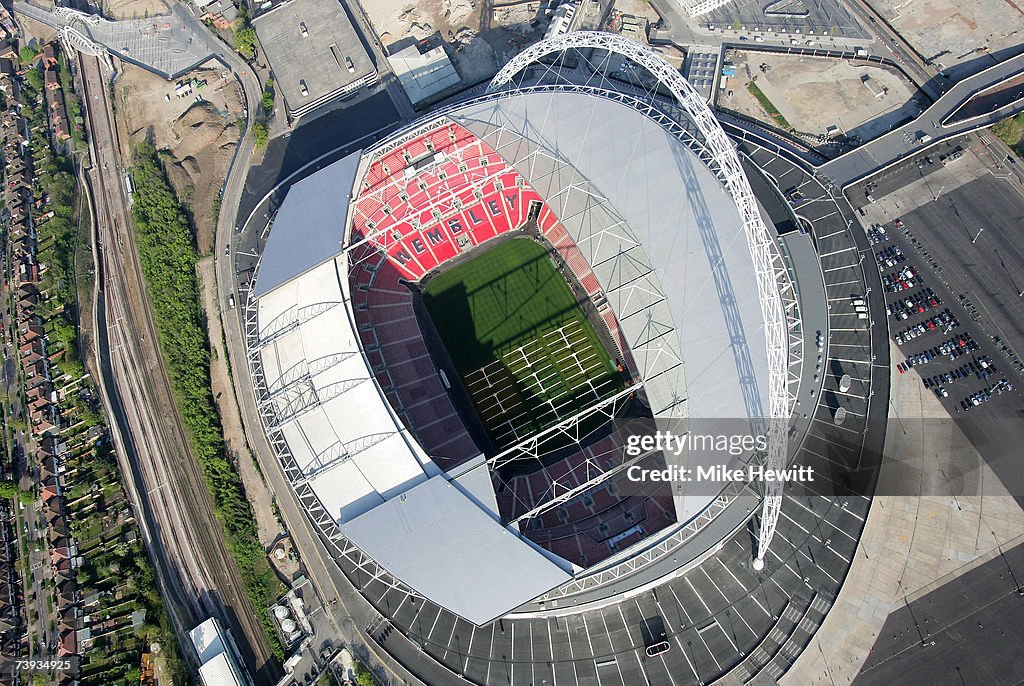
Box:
[79,54,277,683]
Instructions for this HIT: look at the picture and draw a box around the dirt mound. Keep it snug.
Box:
[172,102,239,160]
[118,65,243,253]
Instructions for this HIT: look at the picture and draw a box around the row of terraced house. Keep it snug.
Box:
[3,34,171,685]
[1,36,82,684]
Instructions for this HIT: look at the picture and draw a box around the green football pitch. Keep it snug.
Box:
[423,237,624,450]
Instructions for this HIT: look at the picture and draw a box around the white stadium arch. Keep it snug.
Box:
[489,32,792,568]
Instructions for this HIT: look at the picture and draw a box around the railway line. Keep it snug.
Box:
[79,53,277,683]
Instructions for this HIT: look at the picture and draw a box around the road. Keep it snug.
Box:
[78,54,278,684]
[818,52,1024,188]
[16,498,54,658]
[842,0,940,93]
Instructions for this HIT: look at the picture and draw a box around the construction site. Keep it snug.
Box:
[869,0,1024,72]
[364,0,555,85]
[721,50,925,155]
[115,64,244,252]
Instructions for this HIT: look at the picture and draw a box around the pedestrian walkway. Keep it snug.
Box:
[781,340,1024,686]
[13,1,215,79]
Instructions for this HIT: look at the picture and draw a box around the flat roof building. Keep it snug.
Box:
[386,36,461,105]
[253,0,377,119]
[189,617,250,686]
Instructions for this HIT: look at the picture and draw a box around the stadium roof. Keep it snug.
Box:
[254,255,436,521]
[340,475,572,625]
[250,87,774,624]
[451,90,771,426]
[252,150,361,299]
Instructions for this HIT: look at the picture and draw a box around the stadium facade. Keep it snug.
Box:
[244,32,799,632]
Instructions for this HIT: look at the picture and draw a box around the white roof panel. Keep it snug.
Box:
[278,421,317,473]
[340,475,571,625]
[308,459,383,521]
[294,410,343,457]
[350,434,430,498]
[320,391,400,442]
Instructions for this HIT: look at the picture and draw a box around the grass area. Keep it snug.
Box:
[746,81,792,131]
[993,112,1024,156]
[129,141,285,659]
[423,237,622,449]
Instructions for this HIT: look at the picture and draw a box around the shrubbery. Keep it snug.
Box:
[130,141,284,657]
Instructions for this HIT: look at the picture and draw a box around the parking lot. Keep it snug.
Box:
[698,0,868,40]
[876,215,1022,413]
[866,212,1024,504]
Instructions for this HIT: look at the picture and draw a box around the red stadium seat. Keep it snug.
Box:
[351,120,562,281]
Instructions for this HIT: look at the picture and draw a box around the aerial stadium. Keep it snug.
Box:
[242,32,882,685]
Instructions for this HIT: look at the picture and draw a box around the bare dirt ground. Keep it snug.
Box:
[722,51,927,154]
[16,14,56,43]
[365,0,546,85]
[117,64,243,253]
[102,0,169,20]
[868,0,1024,67]
[611,0,661,22]
[197,258,283,549]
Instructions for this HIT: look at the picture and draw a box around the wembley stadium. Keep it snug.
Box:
[240,32,882,686]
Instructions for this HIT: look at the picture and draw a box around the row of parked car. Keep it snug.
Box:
[922,357,997,386]
[960,378,1015,411]
[894,309,960,344]
[922,356,1006,400]
[875,245,907,268]
[883,265,920,293]
[863,223,889,245]
[897,334,978,371]
[888,288,942,320]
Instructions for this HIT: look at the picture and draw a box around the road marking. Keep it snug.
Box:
[822,263,860,273]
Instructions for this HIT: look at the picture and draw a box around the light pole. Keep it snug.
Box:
[972,227,984,244]
[994,248,1024,297]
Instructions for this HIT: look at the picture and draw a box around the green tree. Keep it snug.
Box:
[234,27,257,58]
[252,121,268,148]
[261,78,275,112]
[355,667,374,686]
[24,66,43,92]
[19,44,40,65]
[0,480,18,500]
[992,113,1024,151]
